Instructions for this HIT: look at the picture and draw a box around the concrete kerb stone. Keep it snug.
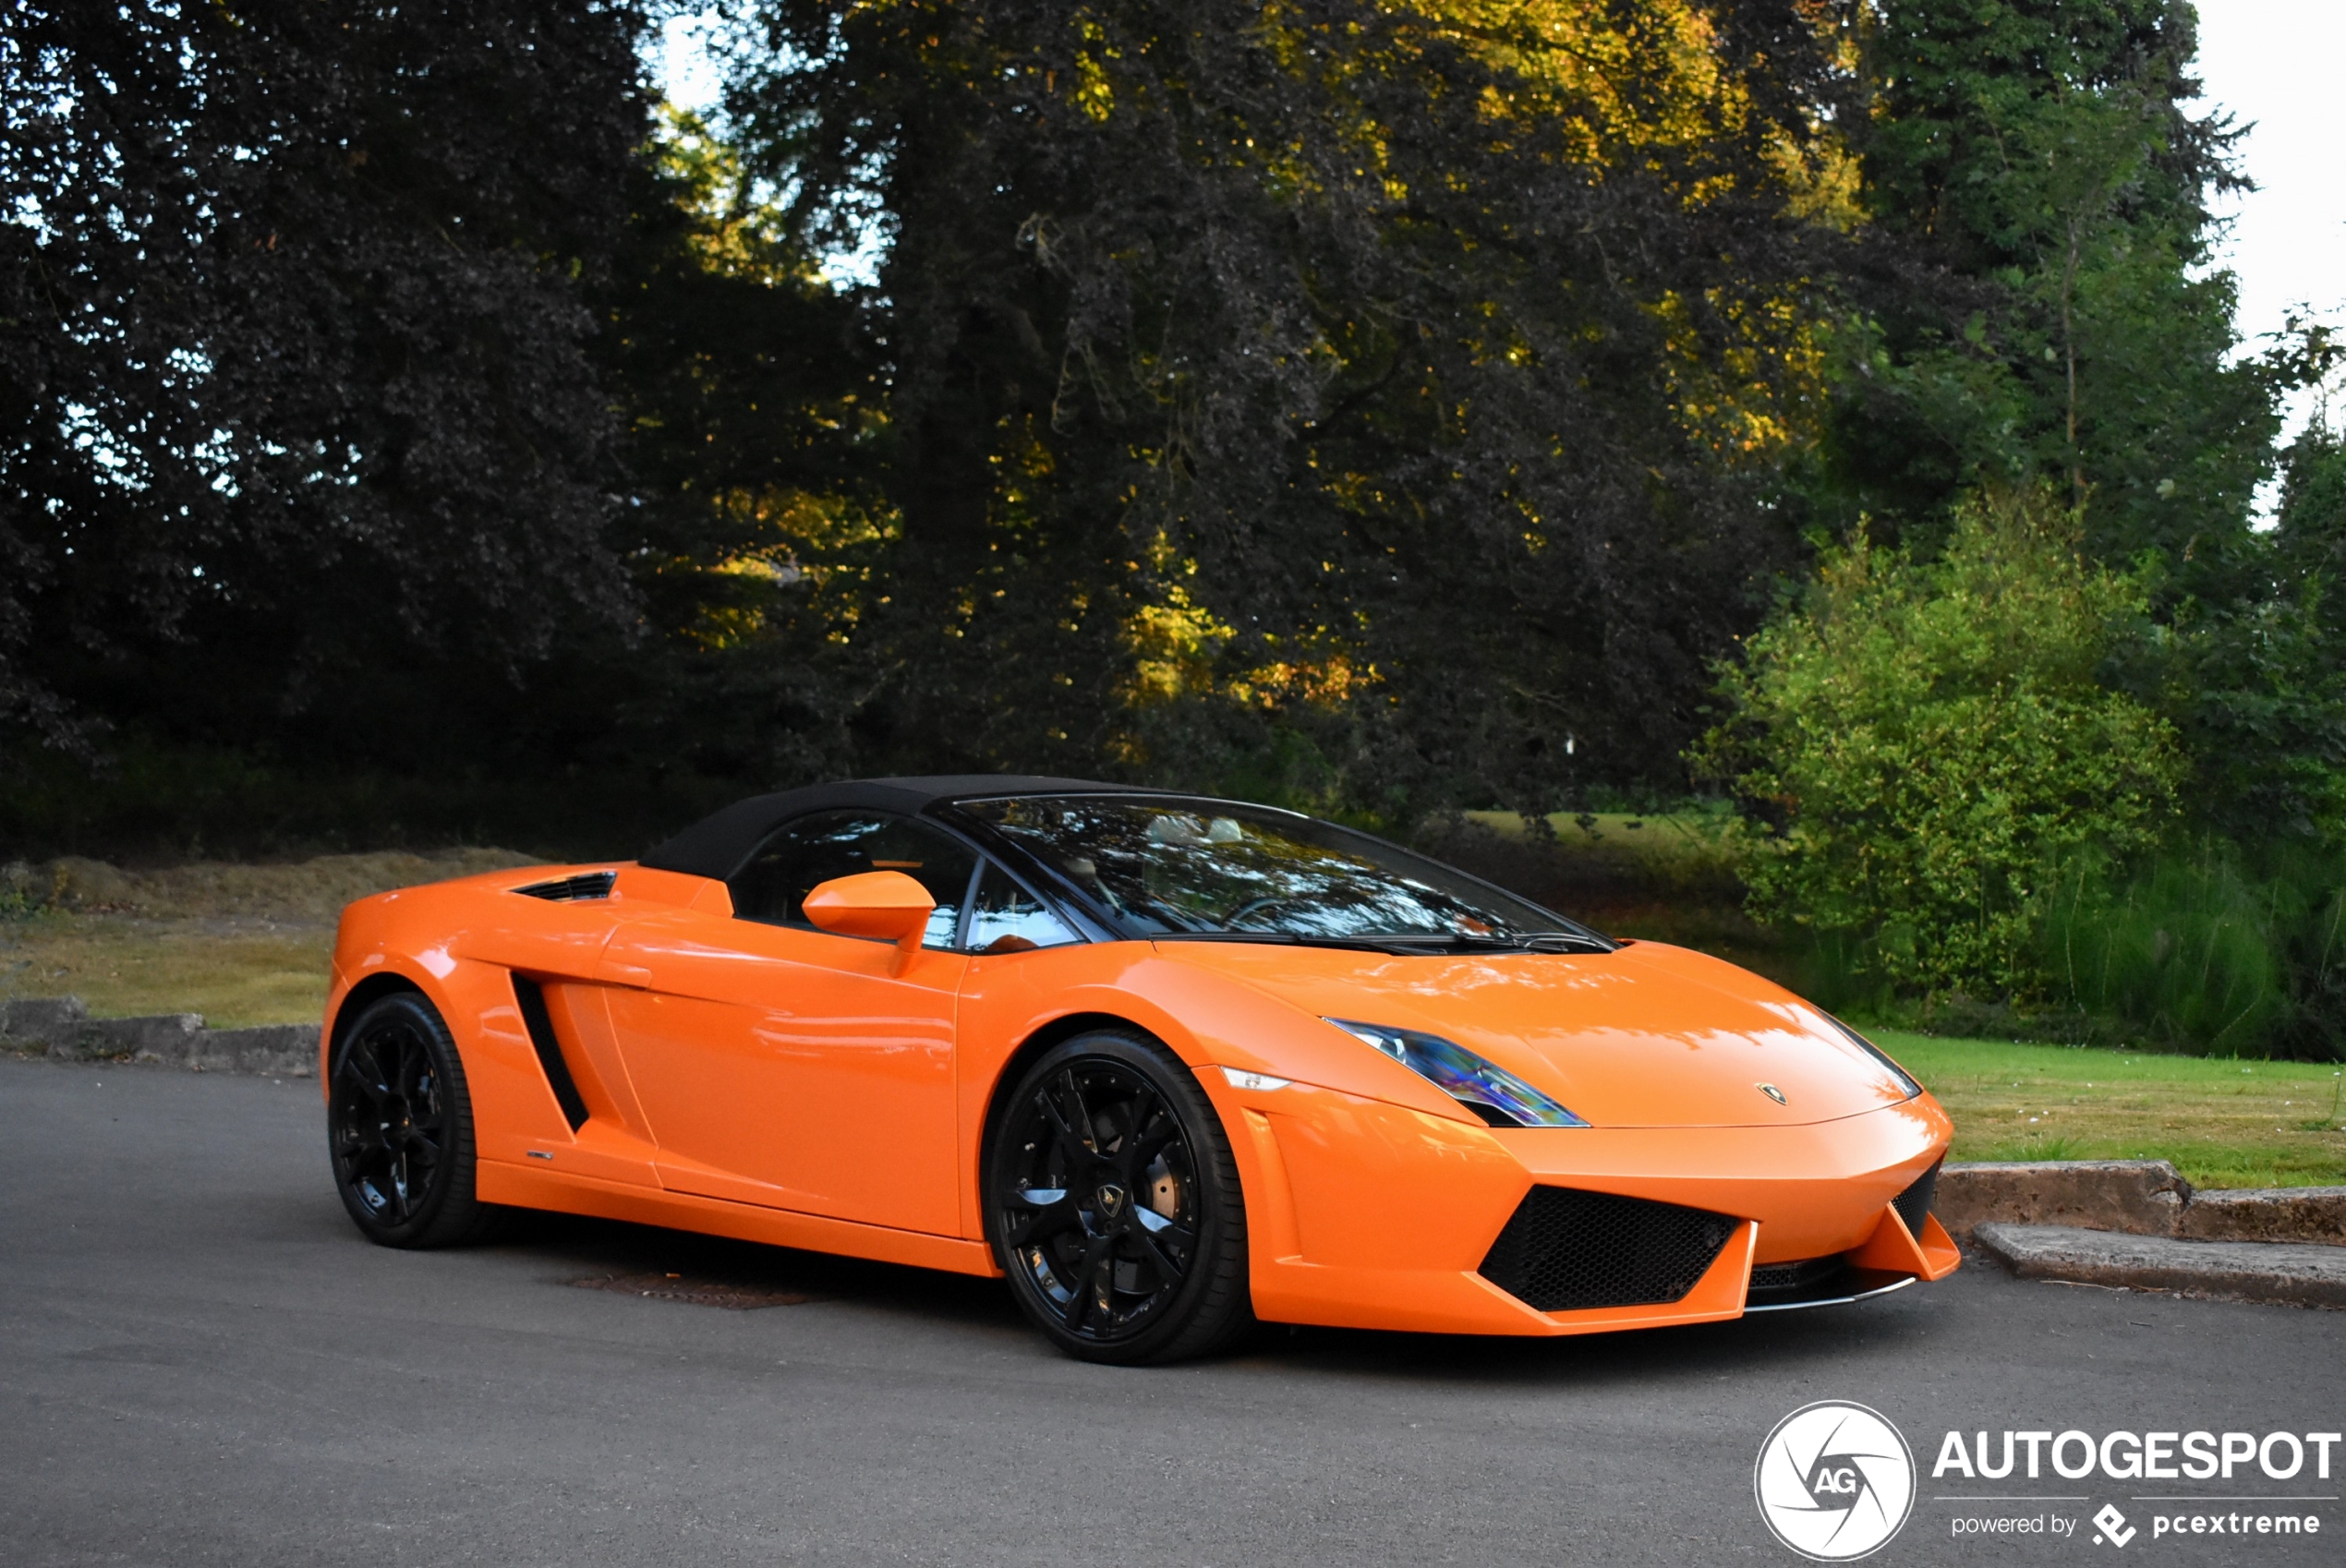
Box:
[1940,1159,2346,1248]
[2178,1184,2346,1247]
[1,996,316,1078]
[0,995,90,1044]
[1972,1223,2346,1311]
[1937,1159,2193,1237]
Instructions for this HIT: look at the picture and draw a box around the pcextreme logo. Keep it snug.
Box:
[1755,1401,1917,1562]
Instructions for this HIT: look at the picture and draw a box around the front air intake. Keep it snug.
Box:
[512,871,618,902]
[1892,1160,1941,1240]
[1479,1187,1740,1312]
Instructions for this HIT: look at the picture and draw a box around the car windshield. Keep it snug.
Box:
[954,795,1603,947]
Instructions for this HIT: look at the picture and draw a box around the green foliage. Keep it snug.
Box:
[1698,488,2184,996]
[2155,423,2346,846]
[2041,847,2287,1054]
[2037,841,2346,1058]
[1820,0,2282,571]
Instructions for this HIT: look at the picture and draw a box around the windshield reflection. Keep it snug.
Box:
[956,795,1603,947]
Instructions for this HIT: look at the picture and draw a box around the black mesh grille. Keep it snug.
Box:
[1892,1160,1941,1239]
[1747,1255,1854,1305]
[1479,1187,1739,1312]
[513,871,617,902]
[1749,1256,1846,1295]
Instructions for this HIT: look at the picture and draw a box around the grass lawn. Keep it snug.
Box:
[1,848,533,1029]
[1880,1030,2346,1190]
[1,912,335,1029]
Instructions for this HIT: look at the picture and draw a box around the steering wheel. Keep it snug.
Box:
[1223,895,1303,929]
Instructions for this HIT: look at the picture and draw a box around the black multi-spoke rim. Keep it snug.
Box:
[330,1016,450,1227]
[998,1060,1200,1343]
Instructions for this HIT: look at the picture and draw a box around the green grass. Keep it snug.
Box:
[1,848,534,1029]
[1882,1030,2346,1189]
[1,911,336,1029]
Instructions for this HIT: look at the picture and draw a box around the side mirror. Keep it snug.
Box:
[802,871,936,969]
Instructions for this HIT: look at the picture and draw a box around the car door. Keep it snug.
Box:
[599,811,977,1235]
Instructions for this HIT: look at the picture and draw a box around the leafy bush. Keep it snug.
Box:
[1696,490,2184,998]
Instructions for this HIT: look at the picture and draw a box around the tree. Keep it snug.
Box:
[0,1,651,770]
[1817,0,2279,569]
[721,0,1883,814]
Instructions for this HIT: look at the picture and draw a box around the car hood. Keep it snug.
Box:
[1156,938,1918,1128]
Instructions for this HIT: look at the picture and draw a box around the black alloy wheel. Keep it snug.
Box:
[327,990,497,1248]
[987,1031,1251,1364]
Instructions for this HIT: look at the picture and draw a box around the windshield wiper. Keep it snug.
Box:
[1370,932,1614,955]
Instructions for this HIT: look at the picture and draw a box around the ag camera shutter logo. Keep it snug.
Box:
[1755,1401,1917,1561]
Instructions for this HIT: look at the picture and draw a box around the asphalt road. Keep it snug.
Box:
[4,1056,2340,1568]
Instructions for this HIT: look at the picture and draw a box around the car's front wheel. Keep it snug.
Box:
[327,990,499,1248]
[986,1031,1251,1364]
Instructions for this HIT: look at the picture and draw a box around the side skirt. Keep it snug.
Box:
[478,1160,1005,1279]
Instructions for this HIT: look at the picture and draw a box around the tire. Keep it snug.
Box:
[986,1030,1252,1364]
[326,990,500,1248]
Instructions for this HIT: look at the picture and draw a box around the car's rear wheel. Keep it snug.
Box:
[986,1031,1251,1364]
[327,990,498,1248]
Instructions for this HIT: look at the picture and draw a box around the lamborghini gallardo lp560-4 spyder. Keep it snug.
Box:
[320,776,1958,1363]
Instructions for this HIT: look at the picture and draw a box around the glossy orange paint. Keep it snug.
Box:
[324,860,1956,1334]
[801,869,937,962]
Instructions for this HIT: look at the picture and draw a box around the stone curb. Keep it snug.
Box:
[1972,1223,2346,1311]
[1939,1160,2346,1248]
[1,996,316,1078]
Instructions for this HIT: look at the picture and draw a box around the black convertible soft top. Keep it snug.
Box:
[636,775,1153,882]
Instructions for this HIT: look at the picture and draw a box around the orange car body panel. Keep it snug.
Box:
[324,858,1957,1334]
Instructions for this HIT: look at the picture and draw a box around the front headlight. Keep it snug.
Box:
[1325,1018,1588,1128]
[1823,1015,1922,1099]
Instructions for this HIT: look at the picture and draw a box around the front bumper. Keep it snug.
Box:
[1214,1076,1959,1336]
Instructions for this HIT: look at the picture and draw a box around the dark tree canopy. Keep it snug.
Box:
[0,1,2325,862]
[720,0,1883,813]
[0,1,650,758]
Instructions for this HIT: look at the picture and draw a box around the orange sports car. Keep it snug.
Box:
[320,777,1958,1363]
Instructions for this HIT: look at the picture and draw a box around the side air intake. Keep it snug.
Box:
[512,871,618,902]
[1479,1187,1739,1313]
[511,974,590,1131]
[1892,1160,1941,1240]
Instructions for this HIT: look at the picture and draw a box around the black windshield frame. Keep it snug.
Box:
[935,793,1613,952]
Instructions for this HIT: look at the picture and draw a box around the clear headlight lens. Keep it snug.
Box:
[1325,1018,1588,1128]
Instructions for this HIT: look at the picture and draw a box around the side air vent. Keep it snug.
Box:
[1479,1187,1739,1313]
[1892,1159,1941,1240]
[511,974,589,1131]
[512,871,617,902]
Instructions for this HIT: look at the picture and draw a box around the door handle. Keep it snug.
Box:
[599,961,655,988]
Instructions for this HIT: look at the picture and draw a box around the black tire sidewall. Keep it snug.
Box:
[986,1031,1248,1364]
[327,991,480,1248]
